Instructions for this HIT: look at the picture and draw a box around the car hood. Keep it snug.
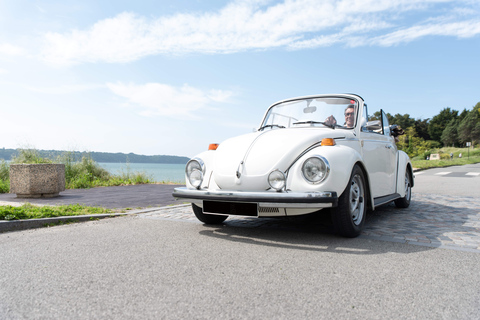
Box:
[213,128,345,191]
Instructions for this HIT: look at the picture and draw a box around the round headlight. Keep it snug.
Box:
[186,159,205,189]
[268,170,286,191]
[302,156,330,184]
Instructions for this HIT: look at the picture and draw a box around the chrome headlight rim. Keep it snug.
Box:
[186,158,205,189]
[301,155,330,184]
[268,169,286,191]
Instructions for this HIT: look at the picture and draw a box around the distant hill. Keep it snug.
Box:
[0,148,190,164]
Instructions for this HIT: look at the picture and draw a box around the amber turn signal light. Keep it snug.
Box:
[320,138,336,146]
[208,143,219,150]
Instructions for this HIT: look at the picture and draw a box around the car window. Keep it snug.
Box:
[381,110,390,136]
[360,105,368,130]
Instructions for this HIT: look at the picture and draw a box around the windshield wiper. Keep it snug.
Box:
[293,121,336,129]
[258,124,286,131]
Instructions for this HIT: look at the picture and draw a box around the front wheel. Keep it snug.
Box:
[332,165,367,238]
[394,170,412,208]
[192,204,228,224]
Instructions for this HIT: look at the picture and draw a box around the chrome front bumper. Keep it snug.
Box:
[172,187,338,208]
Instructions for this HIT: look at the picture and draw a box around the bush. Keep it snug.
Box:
[116,164,153,185]
[0,160,10,193]
[0,160,9,181]
[0,179,9,193]
[11,149,52,164]
[57,152,113,189]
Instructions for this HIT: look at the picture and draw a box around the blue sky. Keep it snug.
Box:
[1,0,479,158]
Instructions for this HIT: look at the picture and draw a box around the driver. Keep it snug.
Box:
[325,105,355,128]
[344,105,355,128]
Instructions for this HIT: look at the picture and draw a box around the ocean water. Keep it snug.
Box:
[98,162,186,183]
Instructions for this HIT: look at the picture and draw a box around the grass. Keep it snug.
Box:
[411,147,480,170]
[0,203,114,220]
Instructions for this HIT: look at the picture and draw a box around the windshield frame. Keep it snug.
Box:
[259,95,362,131]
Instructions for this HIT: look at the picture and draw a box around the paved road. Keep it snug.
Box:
[0,165,479,319]
[0,184,184,209]
[1,214,479,319]
[413,163,480,197]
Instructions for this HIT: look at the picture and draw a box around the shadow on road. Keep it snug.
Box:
[198,219,434,255]
[197,193,480,253]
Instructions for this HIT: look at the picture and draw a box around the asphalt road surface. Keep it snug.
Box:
[0,184,183,209]
[413,163,480,197]
[1,165,479,319]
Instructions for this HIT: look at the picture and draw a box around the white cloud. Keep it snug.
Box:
[40,0,480,65]
[0,43,24,56]
[369,19,480,46]
[106,82,233,117]
[25,84,105,94]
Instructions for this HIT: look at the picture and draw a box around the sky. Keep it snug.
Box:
[1,0,479,158]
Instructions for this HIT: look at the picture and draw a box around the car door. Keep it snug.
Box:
[361,110,397,198]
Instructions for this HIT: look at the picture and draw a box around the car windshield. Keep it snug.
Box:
[260,97,358,130]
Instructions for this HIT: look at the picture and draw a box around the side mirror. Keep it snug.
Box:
[365,120,381,131]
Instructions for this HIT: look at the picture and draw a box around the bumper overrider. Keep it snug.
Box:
[173,187,338,209]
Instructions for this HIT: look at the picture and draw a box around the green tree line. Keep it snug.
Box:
[372,101,480,158]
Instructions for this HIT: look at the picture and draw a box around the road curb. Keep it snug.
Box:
[0,207,168,233]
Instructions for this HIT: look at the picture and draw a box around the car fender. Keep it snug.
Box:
[185,150,219,190]
[286,145,374,207]
[396,150,414,197]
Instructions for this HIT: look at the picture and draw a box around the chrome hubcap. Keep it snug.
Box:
[349,174,365,226]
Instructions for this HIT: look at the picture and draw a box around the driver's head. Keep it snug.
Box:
[344,105,355,128]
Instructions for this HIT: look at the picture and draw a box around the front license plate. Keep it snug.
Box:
[203,201,258,216]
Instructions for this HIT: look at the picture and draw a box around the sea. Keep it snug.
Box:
[98,162,186,183]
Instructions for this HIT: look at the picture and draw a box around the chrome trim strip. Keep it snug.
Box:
[285,136,349,174]
[173,187,337,207]
[285,141,322,173]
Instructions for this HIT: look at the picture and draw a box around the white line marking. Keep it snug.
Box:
[435,172,451,176]
[414,172,424,175]
[466,172,480,176]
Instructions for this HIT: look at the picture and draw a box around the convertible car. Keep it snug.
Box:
[173,94,413,237]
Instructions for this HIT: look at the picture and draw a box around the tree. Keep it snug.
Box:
[391,113,415,131]
[458,103,480,146]
[414,118,431,141]
[370,111,392,122]
[441,119,459,147]
[396,126,433,158]
[428,108,459,143]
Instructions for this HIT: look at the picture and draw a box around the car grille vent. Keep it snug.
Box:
[259,207,280,213]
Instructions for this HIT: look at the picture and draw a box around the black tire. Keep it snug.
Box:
[394,170,412,208]
[332,165,367,238]
[192,204,228,224]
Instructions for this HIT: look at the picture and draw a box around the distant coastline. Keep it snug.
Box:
[0,148,189,164]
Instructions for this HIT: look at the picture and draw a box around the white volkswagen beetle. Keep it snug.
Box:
[173,94,413,237]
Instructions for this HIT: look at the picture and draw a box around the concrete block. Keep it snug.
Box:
[10,164,65,198]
